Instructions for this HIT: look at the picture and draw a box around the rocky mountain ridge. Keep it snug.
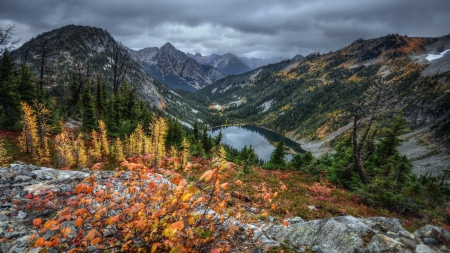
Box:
[1,164,449,253]
[10,25,164,108]
[9,25,207,126]
[126,43,225,91]
[201,34,450,141]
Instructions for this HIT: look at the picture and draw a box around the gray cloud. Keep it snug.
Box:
[1,0,449,58]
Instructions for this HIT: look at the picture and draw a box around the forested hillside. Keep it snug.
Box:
[199,34,450,146]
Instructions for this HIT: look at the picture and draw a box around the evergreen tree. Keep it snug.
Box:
[193,119,199,140]
[69,73,84,116]
[95,76,105,120]
[265,135,286,169]
[0,52,20,130]
[81,81,97,132]
[290,151,314,170]
[17,65,36,104]
[215,130,223,145]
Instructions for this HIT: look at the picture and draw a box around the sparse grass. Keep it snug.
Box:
[184,161,450,232]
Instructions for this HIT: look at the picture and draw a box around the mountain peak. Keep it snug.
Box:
[161,42,176,49]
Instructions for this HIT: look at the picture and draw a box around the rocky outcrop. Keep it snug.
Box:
[1,164,449,253]
[252,216,449,253]
[0,164,91,253]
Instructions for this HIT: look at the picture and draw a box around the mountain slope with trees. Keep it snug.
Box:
[7,25,208,127]
[199,34,450,148]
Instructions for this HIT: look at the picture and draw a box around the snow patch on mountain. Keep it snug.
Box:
[426,49,450,61]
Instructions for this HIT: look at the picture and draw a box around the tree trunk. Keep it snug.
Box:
[352,113,369,184]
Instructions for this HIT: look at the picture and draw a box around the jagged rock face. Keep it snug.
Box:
[128,43,225,91]
[1,164,449,253]
[127,47,159,63]
[189,53,252,76]
[11,25,164,109]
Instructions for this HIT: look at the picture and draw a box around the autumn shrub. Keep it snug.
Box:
[29,156,250,252]
[0,139,10,166]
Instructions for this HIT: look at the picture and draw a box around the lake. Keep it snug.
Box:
[210,125,304,162]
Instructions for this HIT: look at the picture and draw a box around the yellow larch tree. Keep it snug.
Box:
[113,137,125,161]
[114,137,125,161]
[0,139,10,166]
[98,120,109,156]
[151,117,167,166]
[54,131,75,169]
[143,134,152,155]
[89,130,102,161]
[170,146,179,170]
[33,101,52,160]
[18,102,39,160]
[74,133,87,168]
[134,124,145,155]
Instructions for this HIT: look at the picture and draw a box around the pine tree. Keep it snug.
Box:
[193,119,199,140]
[0,53,20,130]
[378,111,409,163]
[69,74,82,116]
[215,130,223,145]
[267,135,286,169]
[81,81,97,132]
[95,77,105,120]
[17,65,36,105]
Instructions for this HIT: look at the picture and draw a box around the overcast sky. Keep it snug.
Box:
[1,0,449,59]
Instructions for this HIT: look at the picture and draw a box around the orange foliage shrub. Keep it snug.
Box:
[30,156,248,252]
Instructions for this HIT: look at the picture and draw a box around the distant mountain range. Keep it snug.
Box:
[126,43,224,91]
[127,44,288,91]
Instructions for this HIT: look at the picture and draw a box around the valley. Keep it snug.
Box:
[1,23,450,253]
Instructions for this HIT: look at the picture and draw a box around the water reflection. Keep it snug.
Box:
[210,125,304,162]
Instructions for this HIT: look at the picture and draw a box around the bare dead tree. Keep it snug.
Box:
[0,24,20,56]
[109,43,132,94]
[34,41,57,97]
[351,79,394,184]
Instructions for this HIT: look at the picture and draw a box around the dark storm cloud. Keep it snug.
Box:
[1,0,449,58]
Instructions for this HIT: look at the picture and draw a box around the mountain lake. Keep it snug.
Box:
[210,125,304,162]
